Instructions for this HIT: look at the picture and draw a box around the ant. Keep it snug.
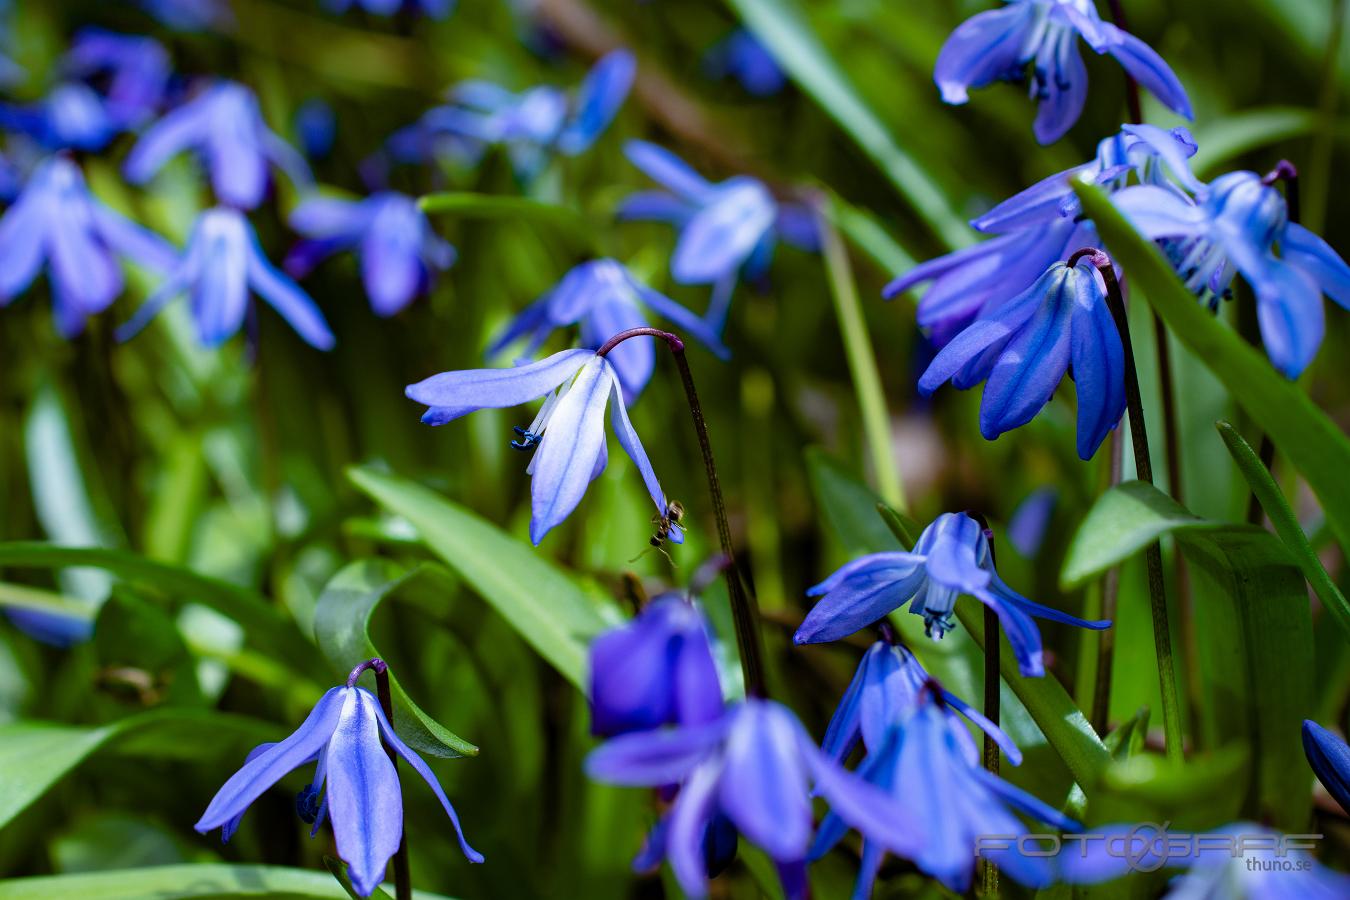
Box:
[630,500,686,565]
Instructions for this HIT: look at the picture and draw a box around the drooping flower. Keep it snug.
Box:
[324,0,455,17]
[195,679,482,897]
[0,83,120,151]
[0,155,176,337]
[1114,170,1350,378]
[286,192,454,317]
[935,0,1192,145]
[796,512,1110,676]
[487,259,728,402]
[586,699,923,899]
[1303,720,1350,815]
[705,30,786,97]
[125,81,312,209]
[118,206,335,350]
[63,29,172,129]
[406,348,679,545]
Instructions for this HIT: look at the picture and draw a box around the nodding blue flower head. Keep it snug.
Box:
[919,258,1126,460]
[0,155,176,338]
[139,0,233,32]
[406,348,679,545]
[0,83,121,151]
[1115,170,1350,378]
[589,592,723,739]
[1303,720,1350,816]
[324,0,455,17]
[796,512,1110,676]
[64,29,172,130]
[125,81,312,210]
[487,259,729,403]
[815,688,1079,895]
[118,206,335,350]
[705,30,787,97]
[935,0,1192,145]
[3,607,94,648]
[286,192,454,317]
[586,699,923,899]
[195,682,482,897]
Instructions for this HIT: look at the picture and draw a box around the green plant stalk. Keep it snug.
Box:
[818,204,906,512]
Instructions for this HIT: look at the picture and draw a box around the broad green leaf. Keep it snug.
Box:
[1190,107,1323,177]
[0,864,456,899]
[804,449,904,558]
[727,0,969,248]
[314,560,478,758]
[1096,745,1250,828]
[1075,180,1350,558]
[348,466,606,689]
[0,581,94,622]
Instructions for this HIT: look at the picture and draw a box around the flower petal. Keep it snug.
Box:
[795,564,925,645]
[246,228,335,350]
[719,703,812,861]
[625,140,714,202]
[558,50,635,155]
[326,689,402,898]
[1284,222,1350,309]
[406,349,592,422]
[934,4,1036,104]
[671,179,776,284]
[1101,25,1193,120]
[666,761,722,898]
[607,368,670,519]
[529,359,612,543]
[584,718,729,787]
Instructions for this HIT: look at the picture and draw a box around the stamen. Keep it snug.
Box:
[295,784,321,824]
[510,426,541,451]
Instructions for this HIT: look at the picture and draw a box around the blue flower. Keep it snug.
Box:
[0,83,120,151]
[324,0,455,17]
[919,258,1126,459]
[406,348,678,545]
[1115,170,1350,378]
[589,592,723,738]
[125,81,312,210]
[705,30,786,97]
[1303,720,1350,816]
[796,512,1110,676]
[118,206,336,350]
[286,192,454,317]
[1008,487,1058,558]
[195,683,482,897]
[139,0,232,32]
[64,29,172,130]
[487,259,729,402]
[295,98,337,161]
[3,607,94,648]
[585,699,922,899]
[935,0,1192,144]
[0,155,176,337]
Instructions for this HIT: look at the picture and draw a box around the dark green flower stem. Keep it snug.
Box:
[347,659,412,900]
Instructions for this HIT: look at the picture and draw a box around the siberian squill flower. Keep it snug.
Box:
[64,29,172,129]
[286,192,454,317]
[405,348,678,545]
[125,81,312,209]
[0,83,120,151]
[3,606,93,648]
[139,0,232,32]
[935,0,1192,144]
[118,207,335,350]
[1114,170,1350,378]
[919,257,1125,459]
[796,512,1110,676]
[705,30,786,97]
[0,155,176,337]
[324,0,454,17]
[586,699,922,899]
[195,675,482,897]
[1303,720,1350,815]
[487,259,728,402]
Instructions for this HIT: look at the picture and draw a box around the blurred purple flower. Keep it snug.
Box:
[139,0,232,32]
[0,83,120,151]
[705,30,786,97]
[0,155,176,337]
[118,207,335,350]
[64,29,172,129]
[3,607,94,647]
[125,81,312,209]
[487,259,728,402]
[1303,720,1350,816]
[936,0,1192,145]
[1008,487,1058,558]
[196,682,482,897]
[295,98,337,160]
[287,191,454,316]
[324,0,455,18]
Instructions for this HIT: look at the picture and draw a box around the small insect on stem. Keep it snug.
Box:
[630,500,687,566]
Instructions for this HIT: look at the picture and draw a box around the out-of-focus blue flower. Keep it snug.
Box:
[295,98,337,160]
[0,83,120,151]
[705,30,786,97]
[118,206,335,350]
[406,348,678,545]
[919,259,1125,459]
[139,0,232,32]
[589,592,723,738]
[3,607,94,647]
[487,259,728,402]
[324,0,455,17]
[195,681,482,897]
[64,29,172,129]
[1304,720,1350,815]
[1115,170,1350,378]
[286,191,454,317]
[1008,487,1058,558]
[935,0,1192,145]
[796,512,1110,676]
[0,155,176,337]
[586,699,923,899]
[125,81,312,210]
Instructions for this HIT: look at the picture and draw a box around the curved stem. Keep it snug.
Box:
[347,658,411,900]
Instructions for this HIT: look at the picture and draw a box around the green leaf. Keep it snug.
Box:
[1189,107,1322,177]
[314,560,478,758]
[0,863,457,899]
[804,449,904,558]
[418,193,594,243]
[1099,745,1250,822]
[347,466,606,690]
[828,195,917,275]
[727,0,968,248]
[1075,180,1350,558]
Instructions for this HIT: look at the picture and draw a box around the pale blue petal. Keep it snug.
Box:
[326,689,402,898]
[405,349,592,418]
[584,718,729,787]
[625,140,714,202]
[529,359,611,543]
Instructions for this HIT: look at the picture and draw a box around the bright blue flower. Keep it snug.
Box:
[295,98,337,160]
[486,259,729,402]
[585,699,923,899]
[406,348,678,545]
[0,155,176,338]
[139,0,232,32]
[589,592,723,738]
[935,0,1192,145]
[1304,720,1350,816]
[3,607,94,647]
[796,512,1110,676]
[1115,170,1350,378]
[286,192,454,317]
[195,683,482,897]
[125,81,312,210]
[64,29,172,130]
[118,206,335,350]
[324,0,455,17]
[705,30,786,97]
[0,83,120,151]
